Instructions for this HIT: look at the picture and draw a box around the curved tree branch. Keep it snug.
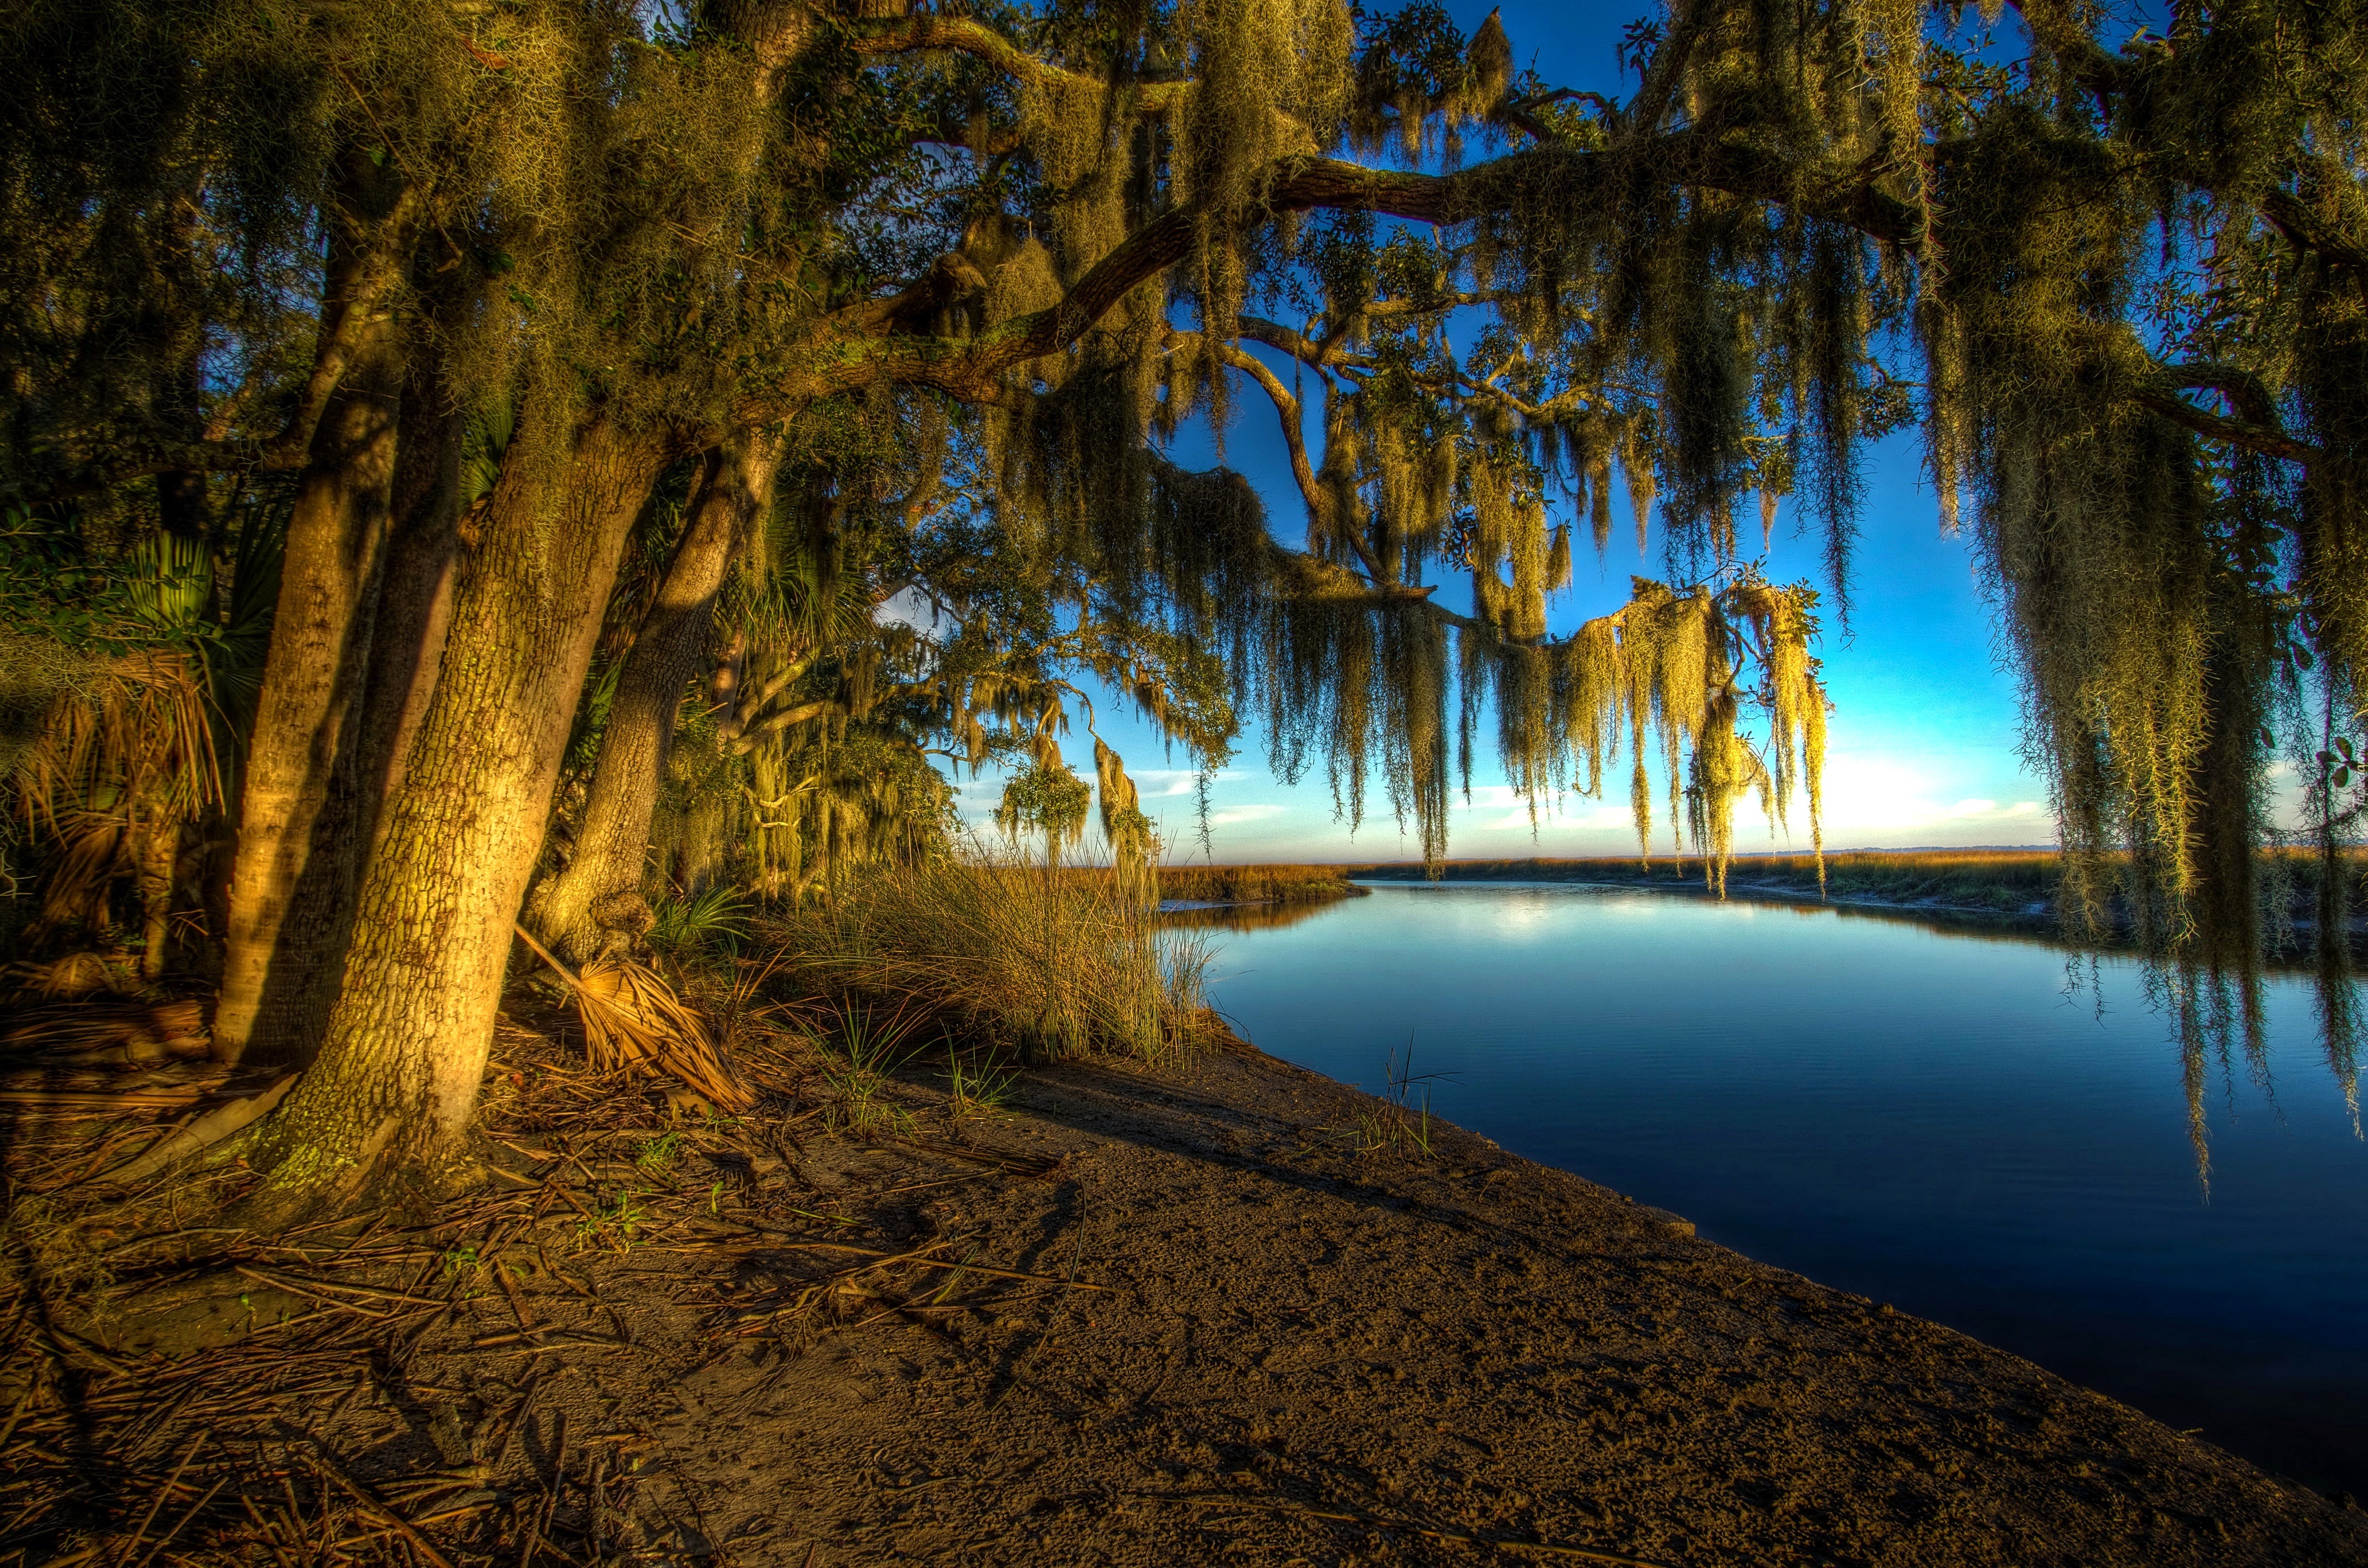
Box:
[2132,383,2320,464]
[782,134,1927,413]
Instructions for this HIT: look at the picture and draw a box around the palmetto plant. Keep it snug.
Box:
[648,882,755,955]
[4,502,284,973]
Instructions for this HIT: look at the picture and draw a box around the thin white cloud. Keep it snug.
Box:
[1210,803,1287,826]
[1128,767,1250,798]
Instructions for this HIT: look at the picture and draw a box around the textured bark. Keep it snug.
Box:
[240,413,669,1209]
[351,361,465,858]
[211,319,404,1065]
[530,432,783,965]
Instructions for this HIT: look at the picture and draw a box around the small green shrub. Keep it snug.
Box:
[650,883,754,954]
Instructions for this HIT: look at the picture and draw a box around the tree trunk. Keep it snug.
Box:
[210,320,404,1065]
[352,358,466,858]
[136,805,183,982]
[530,431,783,964]
[211,166,419,1066]
[234,411,670,1214]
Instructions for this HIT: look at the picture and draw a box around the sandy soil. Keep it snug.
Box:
[15,1027,2368,1567]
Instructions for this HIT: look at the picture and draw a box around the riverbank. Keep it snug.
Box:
[1155,862,1372,907]
[11,1006,2360,1566]
[1353,852,2059,927]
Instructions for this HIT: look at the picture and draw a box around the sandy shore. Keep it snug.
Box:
[411,1042,2368,1563]
[23,1027,2367,1566]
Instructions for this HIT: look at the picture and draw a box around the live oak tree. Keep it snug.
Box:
[3,0,2365,1214]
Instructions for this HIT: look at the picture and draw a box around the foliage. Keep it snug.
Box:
[6,0,2368,1189]
[994,759,1094,865]
[648,883,755,956]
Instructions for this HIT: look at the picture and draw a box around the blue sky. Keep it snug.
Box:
[947,0,2063,864]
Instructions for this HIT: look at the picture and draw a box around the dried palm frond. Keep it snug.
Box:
[4,948,130,1000]
[513,924,754,1110]
[1,997,208,1066]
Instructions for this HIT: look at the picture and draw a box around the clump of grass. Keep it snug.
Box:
[649,883,753,955]
[766,846,1217,1066]
[573,1190,654,1253]
[943,1044,1020,1121]
[817,1002,921,1140]
[634,1130,684,1175]
[1341,1042,1444,1160]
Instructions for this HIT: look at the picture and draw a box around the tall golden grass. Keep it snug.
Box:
[1147,863,1369,905]
[763,850,1217,1066]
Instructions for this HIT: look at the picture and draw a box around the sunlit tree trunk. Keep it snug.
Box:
[211,323,404,1064]
[235,411,671,1214]
[211,164,420,1065]
[530,430,783,965]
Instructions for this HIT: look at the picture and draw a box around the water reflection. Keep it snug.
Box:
[1196,880,2368,1497]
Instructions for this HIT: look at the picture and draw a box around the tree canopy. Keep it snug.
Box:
[3,0,2365,1202]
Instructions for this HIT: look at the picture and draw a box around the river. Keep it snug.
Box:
[1191,881,2368,1498]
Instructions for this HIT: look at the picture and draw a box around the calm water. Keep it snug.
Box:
[1194,882,2368,1496]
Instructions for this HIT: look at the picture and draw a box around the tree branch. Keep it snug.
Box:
[2002,0,2132,104]
[795,134,1925,410]
[2257,184,2368,274]
[728,697,847,755]
[2131,384,2320,464]
[844,16,1191,114]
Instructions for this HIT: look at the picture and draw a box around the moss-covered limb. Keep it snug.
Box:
[213,285,406,1066]
[532,433,785,967]
[2129,385,2320,465]
[232,412,671,1216]
[841,14,1192,117]
[2256,186,2368,275]
[789,134,1925,411]
[1187,332,1393,583]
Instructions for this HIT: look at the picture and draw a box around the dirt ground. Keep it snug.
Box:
[8,1019,2368,1567]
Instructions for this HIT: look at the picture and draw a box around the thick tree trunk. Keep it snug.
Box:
[210,322,403,1065]
[530,432,783,964]
[235,413,669,1212]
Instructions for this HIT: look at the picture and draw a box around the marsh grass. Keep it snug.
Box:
[764,847,1217,1067]
[816,1002,923,1140]
[942,1044,1021,1121]
[1146,864,1369,906]
[1339,1042,1445,1160]
[1357,849,2064,911]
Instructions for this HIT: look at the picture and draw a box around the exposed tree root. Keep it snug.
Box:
[93,1071,299,1187]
